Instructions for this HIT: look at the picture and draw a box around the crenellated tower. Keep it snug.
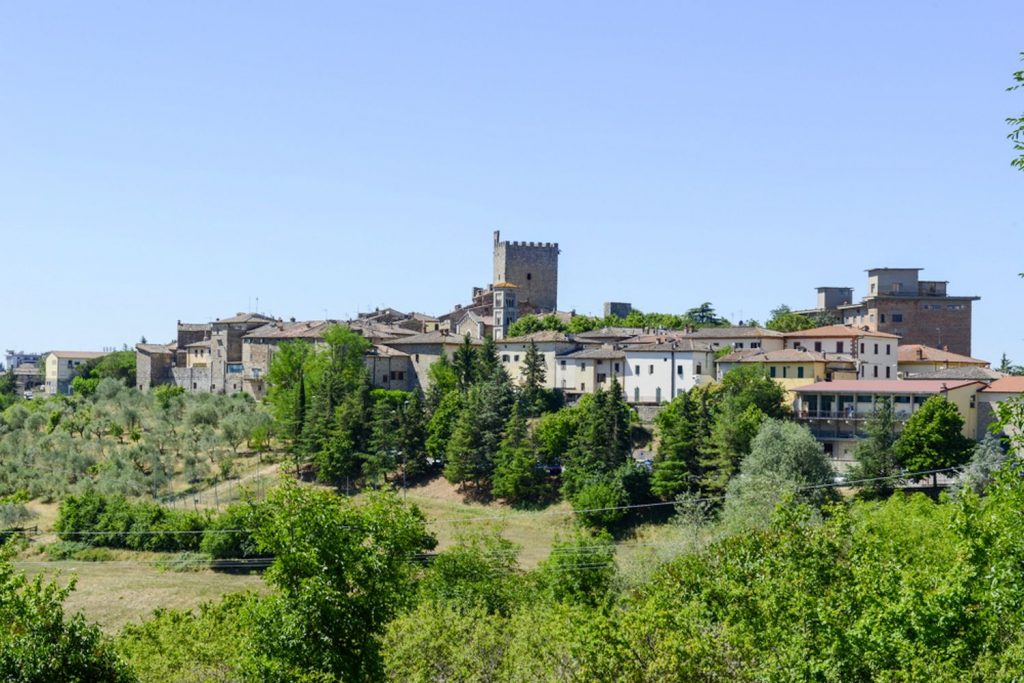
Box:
[492,230,560,313]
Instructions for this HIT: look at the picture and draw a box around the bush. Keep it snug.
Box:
[55,491,211,552]
[570,477,627,529]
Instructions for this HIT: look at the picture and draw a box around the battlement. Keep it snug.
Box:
[493,230,558,250]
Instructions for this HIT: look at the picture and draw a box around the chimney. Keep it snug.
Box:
[917,347,923,360]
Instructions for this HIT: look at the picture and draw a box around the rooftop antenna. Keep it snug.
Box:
[255,297,260,314]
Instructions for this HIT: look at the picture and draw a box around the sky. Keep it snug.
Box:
[1,1,1021,365]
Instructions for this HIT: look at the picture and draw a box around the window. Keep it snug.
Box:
[560,360,566,367]
[736,342,744,349]
[580,383,586,391]
[676,365,683,376]
[885,367,891,378]
[782,367,788,378]
[836,342,844,353]
[873,366,878,378]
[649,364,654,374]
[891,313,903,323]
[797,366,804,378]
[415,354,420,363]
[873,343,879,354]
[597,373,607,384]
[514,355,519,362]
[634,387,640,402]
[193,382,197,389]
[886,344,891,355]
[696,364,702,375]
[770,366,777,378]
[580,363,586,370]
[502,354,510,362]
[860,343,865,354]
[860,366,864,377]
[526,273,532,280]
[382,375,388,382]
[751,342,760,349]
[614,362,620,373]
[814,341,822,352]
[635,365,640,375]
[880,314,886,323]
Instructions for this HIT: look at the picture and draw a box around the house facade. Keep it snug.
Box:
[43,351,107,395]
[783,325,899,380]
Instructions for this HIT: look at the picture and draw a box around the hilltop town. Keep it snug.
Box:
[6,230,1015,474]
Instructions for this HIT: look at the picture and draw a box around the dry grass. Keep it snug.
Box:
[16,559,267,633]
[387,476,577,568]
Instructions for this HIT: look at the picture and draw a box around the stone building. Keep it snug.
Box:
[807,268,979,356]
[492,230,559,313]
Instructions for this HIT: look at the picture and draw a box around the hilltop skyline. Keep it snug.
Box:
[1,1,1021,365]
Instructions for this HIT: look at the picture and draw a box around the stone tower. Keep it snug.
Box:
[492,230,559,313]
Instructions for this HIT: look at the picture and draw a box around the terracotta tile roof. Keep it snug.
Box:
[716,348,764,363]
[898,344,990,366]
[793,379,983,394]
[382,330,481,346]
[784,325,900,340]
[45,351,108,359]
[177,322,211,332]
[214,312,277,325]
[981,376,1024,393]
[684,326,784,339]
[620,340,713,353]
[243,320,341,341]
[136,343,175,355]
[492,281,519,288]
[369,344,410,358]
[499,330,575,344]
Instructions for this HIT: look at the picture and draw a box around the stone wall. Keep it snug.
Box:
[492,231,559,312]
[136,352,172,392]
[172,366,213,393]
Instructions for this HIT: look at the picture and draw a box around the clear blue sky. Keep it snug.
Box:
[2,1,1021,364]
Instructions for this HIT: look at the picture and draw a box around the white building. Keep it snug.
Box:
[783,325,899,380]
[496,330,578,390]
[682,326,785,352]
[620,339,715,404]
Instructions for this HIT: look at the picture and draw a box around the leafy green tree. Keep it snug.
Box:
[651,384,719,499]
[425,390,462,467]
[424,354,457,410]
[398,391,429,479]
[266,339,314,447]
[0,541,136,682]
[893,396,974,480]
[245,483,435,682]
[683,302,728,327]
[417,531,524,615]
[848,396,900,498]
[721,420,836,530]
[954,435,1009,496]
[364,390,405,485]
[476,335,503,382]
[765,304,817,333]
[533,529,615,606]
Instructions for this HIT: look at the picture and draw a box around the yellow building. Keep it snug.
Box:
[43,350,107,395]
[716,349,857,399]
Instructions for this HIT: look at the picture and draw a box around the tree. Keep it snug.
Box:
[519,340,548,416]
[265,339,314,447]
[721,420,836,530]
[848,396,900,498]
[893,396,974,482]
[444,379,513,490]
[765,305,816,333]
[683,302,727,327]
[476,336,503,383]
[0,541,136,682]
[1008,52,1024,170]
[245,483,435,682]
[651,384,719,499]
[492,403,547,503]
[699,365,787,494]
[452,335,477,391]
[998,353,1024,376]
[562,381,633,498]
[954,435,1009,496]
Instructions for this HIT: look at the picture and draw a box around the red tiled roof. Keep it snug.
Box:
[898,344,989,366]
[784,325,900,340]
[981,376,1024,394]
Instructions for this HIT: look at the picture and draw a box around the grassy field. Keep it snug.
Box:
[16,558,268,633]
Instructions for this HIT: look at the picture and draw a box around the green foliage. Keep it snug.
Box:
[243,483,435,682]
[721,419,836,530]
[561,381,633,498]
[569,476,628,529]
[765,304,817,332]
[491,404,550,503]
[443,378,513,489]
[451,335,477,391]
[651,384,720,499]
[199,499,270,561]
[954,435,1009,497]
[1009,52,1024,171]
[893,396,973,474]
[533,529,615,606]
[55,491,210,552]
[417,531,524,615]
[0,540,136,682]
[848,396,901,498]
[80,350,137,388]
[117,593,257,683]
